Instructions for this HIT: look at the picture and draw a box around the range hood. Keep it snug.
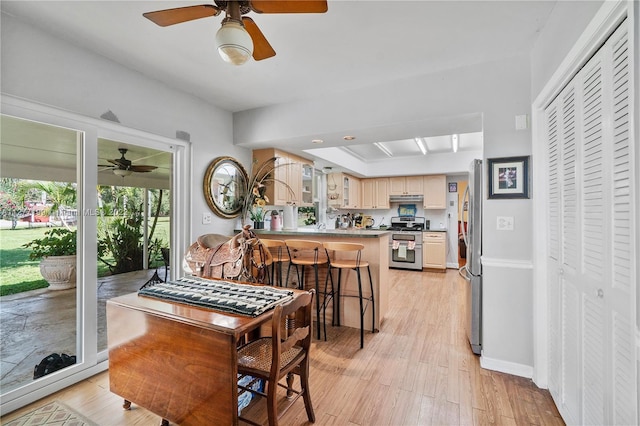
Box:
[389,194,424,202]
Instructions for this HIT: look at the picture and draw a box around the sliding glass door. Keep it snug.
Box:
[0,115,81,393]
[0,97,190,415]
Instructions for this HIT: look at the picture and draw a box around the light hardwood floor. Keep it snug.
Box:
[1,269,563,425]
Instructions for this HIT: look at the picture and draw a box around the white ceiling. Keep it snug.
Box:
[1,0,556,165]
[0,115,172,188]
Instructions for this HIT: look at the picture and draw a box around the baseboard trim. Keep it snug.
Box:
[480,355,533,379]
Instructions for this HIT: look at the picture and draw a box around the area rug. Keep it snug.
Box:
[3,401,97,426]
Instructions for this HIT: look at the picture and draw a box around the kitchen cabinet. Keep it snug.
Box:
[327,172,361,209]
[423,232,446,270]
[343,174,361,209]
[252,148,313,206]
[361,178,389,209]
[301,163,314,205]
[389,176,423,195]
[423,175,447,209]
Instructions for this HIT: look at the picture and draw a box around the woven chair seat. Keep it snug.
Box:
[238,338,303,373]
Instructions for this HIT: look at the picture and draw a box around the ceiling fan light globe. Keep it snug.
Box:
[216,21,253,65]
[113,169,133,177]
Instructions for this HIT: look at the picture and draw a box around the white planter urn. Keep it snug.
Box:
[39,255,77,290]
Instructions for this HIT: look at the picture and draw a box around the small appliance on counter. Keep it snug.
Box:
[283,203,297,231]
[270,210,282,231]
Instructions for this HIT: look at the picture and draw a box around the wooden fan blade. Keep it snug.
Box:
[129,165,158,173]
[107,159,128,167]
[242,17,276,61]
[143,5,221,27]
[250,0,328,14]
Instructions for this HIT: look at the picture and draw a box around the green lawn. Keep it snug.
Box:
[0,219,170,296]
[0,227,52,295]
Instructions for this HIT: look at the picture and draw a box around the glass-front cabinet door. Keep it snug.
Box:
[301,163,314,205]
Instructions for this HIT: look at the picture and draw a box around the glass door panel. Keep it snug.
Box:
[96,138,172,353]
[0,115,79,392]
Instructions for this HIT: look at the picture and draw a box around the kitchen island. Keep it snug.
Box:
[251,228,389,332]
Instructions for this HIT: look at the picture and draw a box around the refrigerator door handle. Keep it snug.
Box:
[460,185,470,247]
[458,265,471,281]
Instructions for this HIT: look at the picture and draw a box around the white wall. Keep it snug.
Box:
[0,14,248,240]
[530,0,605,98]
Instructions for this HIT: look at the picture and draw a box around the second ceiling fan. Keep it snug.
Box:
[143,0,328,65]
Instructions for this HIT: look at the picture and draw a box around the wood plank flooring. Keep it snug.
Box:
[1,269,563,425]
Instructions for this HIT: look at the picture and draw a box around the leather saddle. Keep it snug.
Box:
[183,226,271,282]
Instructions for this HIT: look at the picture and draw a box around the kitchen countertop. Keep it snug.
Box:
[248,228,390,238]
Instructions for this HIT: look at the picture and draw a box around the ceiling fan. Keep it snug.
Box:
[143,0,328,65]
[100,148,158,176]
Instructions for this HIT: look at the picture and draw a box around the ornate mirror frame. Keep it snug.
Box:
[203,156,248,219]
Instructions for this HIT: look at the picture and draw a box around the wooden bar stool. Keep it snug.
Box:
[323,242,375,349]
[260,239,290,287]
[285,240,334,340]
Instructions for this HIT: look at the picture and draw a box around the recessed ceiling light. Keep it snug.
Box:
[312,139,324,144]
[343,135,356,141]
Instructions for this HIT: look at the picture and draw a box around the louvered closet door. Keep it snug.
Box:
[545,19,636,426]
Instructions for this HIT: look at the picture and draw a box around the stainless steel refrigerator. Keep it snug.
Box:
[460,159,482,355]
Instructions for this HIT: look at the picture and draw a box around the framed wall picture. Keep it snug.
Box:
[448,182,458,193]
[488,156,530,199]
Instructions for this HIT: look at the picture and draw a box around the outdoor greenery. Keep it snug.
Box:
[0,227,50,296]
[97,188,168,275]
[23,228,77,260]
[1,179,170,296]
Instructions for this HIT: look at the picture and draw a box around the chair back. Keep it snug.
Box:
[269,289,314,379]
[323,242,365,267]
[161,247,170,264]
[260,239,289,262]
[285,239,327,263]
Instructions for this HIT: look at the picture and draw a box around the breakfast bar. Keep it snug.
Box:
[252,228,390,331]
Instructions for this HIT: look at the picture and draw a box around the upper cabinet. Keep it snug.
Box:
[423,175,447,209]
[301,163,314,205]
[252,148,314,207]
[328,172,361,209]
[361,178,389,209]
[343,174,361,209]
[389,176,423,195]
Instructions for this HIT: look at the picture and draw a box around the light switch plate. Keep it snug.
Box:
[515,114,529,130]
[202,212,212,225]
[497,216,514,231]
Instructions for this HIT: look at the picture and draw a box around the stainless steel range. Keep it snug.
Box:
[388,216,424,270]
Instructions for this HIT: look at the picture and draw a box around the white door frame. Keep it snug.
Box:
[0,94,192,414]
[530,0,633,389]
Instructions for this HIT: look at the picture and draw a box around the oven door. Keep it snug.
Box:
[389,233,422,269]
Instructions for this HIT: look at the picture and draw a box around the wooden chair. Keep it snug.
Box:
[323,242,375,349]
[260,239,290,287]
[237,289,315,426]
[284,240,334,340]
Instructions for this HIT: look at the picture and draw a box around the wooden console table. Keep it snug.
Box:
[107,289,302,425]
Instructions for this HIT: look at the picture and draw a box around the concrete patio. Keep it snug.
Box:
[0,267,164,393]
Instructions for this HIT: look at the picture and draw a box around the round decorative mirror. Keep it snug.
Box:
[203,156,248,219]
